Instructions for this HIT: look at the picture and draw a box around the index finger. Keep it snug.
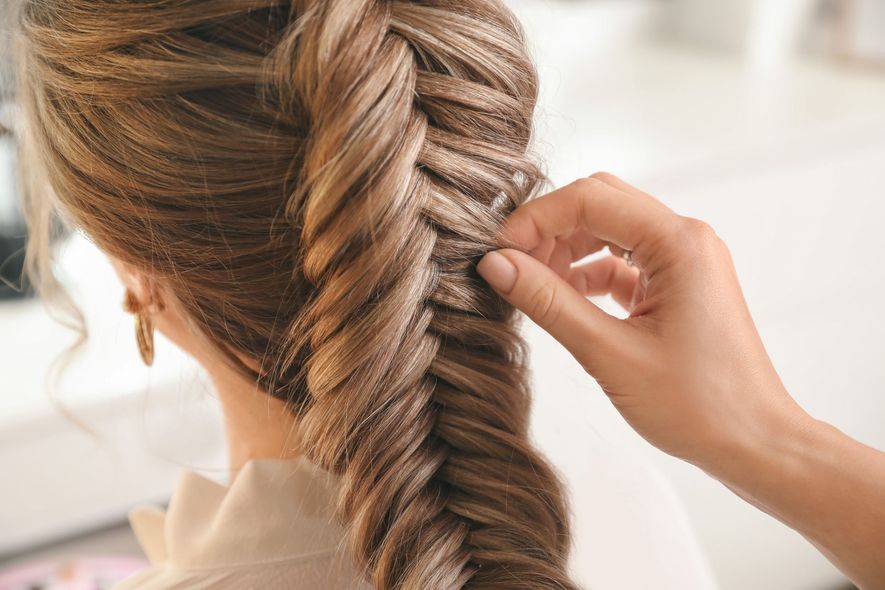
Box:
[502,174,682,272]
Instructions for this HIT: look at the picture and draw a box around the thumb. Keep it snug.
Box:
[477,248,629,373]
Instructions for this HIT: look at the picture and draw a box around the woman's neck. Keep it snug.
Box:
[205,359,301,473]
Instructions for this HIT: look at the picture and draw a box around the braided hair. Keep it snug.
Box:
[19,1,578,587]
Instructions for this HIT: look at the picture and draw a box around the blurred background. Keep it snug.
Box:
[1,0,883,588]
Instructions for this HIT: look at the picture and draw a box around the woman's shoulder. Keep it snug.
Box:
[113,457,372,590]
[113,550,371,590]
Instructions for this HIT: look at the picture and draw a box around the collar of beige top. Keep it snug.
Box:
[128,457,345,569]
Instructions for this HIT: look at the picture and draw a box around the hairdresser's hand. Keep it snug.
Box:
[477,173,885,590]
[478,173,806,468]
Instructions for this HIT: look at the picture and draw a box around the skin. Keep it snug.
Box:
[476,172,885,590]
[108,259,301,475]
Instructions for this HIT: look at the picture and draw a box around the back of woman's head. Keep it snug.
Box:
[17,1,577,587]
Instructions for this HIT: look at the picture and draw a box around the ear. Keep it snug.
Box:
[107,255,163,310]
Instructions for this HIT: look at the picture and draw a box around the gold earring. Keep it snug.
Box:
[123,288,161,366]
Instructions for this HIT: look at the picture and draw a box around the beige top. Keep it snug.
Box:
[111,453,721,590]
[114,457,371,590]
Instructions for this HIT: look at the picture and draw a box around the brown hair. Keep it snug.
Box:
[16,1,577,587]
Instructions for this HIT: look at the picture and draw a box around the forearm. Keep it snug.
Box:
[711,404,885,589]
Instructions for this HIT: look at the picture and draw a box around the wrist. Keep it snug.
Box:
[689,387,885,588]
[701,394,821,497]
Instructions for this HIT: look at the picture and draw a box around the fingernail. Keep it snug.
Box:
[477,251,517,294]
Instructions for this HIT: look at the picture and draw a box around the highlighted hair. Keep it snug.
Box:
[18,1,577,587]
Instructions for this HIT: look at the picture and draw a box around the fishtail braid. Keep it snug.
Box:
[274,1,578,588]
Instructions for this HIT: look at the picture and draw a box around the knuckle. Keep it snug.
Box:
[678,217,732,264]
[681,216,721,245]
[589,171,618,184]
[526,281,561,327]
[573,175,604,193]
